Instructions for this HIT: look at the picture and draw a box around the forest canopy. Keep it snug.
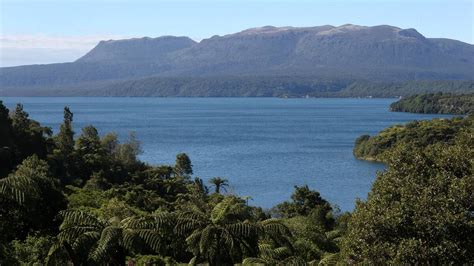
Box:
[0,101,472,264]
[390,92,474,114]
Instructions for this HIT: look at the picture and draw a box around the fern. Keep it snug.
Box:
[0,171,36,204]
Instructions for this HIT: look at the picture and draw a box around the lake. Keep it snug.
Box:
[1,97,452,211]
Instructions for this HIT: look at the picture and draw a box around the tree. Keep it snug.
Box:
[10,234,55,265]
[48,211,168,265]
[0,156,67,264]
[175,197,291,265]
[342,139,474,264]
[0,102,52,179]
[75,125,107,179]
[114,132,142,167]
[174,153,193,177]
[242,243,305,265]
[209,177,229,194]
[51,107,76,184]
[0,101,14,177]
[276,185,334,230]
[9,104,52,171]
[55,107,74,155]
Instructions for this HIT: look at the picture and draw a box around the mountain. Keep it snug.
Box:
[1,24,473,96]
[77,36,196,63]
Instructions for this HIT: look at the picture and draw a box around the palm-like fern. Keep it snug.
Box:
[0,171,36,204]
[209,177,229,194]
[242,243,306,265]
[317,253,340,265]
[0,155,46,204]
[175,197,291,265]
[47,211,171,265]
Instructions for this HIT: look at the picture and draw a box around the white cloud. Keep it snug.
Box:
[0,34,130,67]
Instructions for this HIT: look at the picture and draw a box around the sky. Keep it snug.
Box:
[1,0,473,67]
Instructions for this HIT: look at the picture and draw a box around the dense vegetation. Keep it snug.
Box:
[0,101,346,265]
[353,116,472,161]
[390,92,474,114]
[344,124,473,263]
[2,78,474,98]
[338,80,474,98]
[1,101,473,264]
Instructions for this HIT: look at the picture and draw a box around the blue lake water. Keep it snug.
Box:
[0,97,452,211]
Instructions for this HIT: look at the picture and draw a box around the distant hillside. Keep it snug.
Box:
[390,92,474,114]
[1,24,473,96]
[2,77,473,98]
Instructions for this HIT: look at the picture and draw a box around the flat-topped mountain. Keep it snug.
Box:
[1,24,473,96]
[77,36,196,63]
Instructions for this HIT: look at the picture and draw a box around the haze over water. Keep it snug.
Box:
[1,97,452,211]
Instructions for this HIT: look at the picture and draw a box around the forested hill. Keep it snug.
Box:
[2,77,474,97]
[390,92,474,114]
[1,24,474,96]
[353,116,472,162]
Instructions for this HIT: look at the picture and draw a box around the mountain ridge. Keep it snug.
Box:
[1,24,473,96]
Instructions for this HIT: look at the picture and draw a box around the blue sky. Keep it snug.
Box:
[1,0,473,66]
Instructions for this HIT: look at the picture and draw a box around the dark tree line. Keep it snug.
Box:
[390,92,474,114]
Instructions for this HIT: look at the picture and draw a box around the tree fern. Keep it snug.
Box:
[48,211,169,264]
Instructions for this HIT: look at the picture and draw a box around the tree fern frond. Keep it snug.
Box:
[59,210,105,231]
[220,227,235,251]
[186,230,202,246]
[242,257,267,265]
[226,222,258,238]
[211,197,233,223]
[0,172,36,204]
[58,226,100,243]
[325,229,342,240]
[134,229,163,252]
[259,218,292,238]
[91,226,122,261]
[281,256,307,266]
[188,256,198,265]
[71,231,100,252]
[273,246,292,259]
[318,253,339,265]
[198,225,214,254]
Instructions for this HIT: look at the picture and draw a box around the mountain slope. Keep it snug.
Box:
[1,24,473,95]
[76,36,196,63]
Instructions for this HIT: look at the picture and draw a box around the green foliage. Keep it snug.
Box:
[1,155,66,233]
[1,100,472,265]
[0,102,52,178]
[275,185,334,229]
[115,132,142,167]
[174,153,193,177]
[209,177,229,194]
[50,106,76,184]
[353,116,472,161]
[342,137,474,264]
[48,210,166,265]
[175,196,292,265]
[242,242,306,265]
[75,125,107,176]
[10,234,55,265]
[390,92,474,114]
[55,106,74,154]
[67,185,109,211]
[129,254,176,266]
[339,80,474,98]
